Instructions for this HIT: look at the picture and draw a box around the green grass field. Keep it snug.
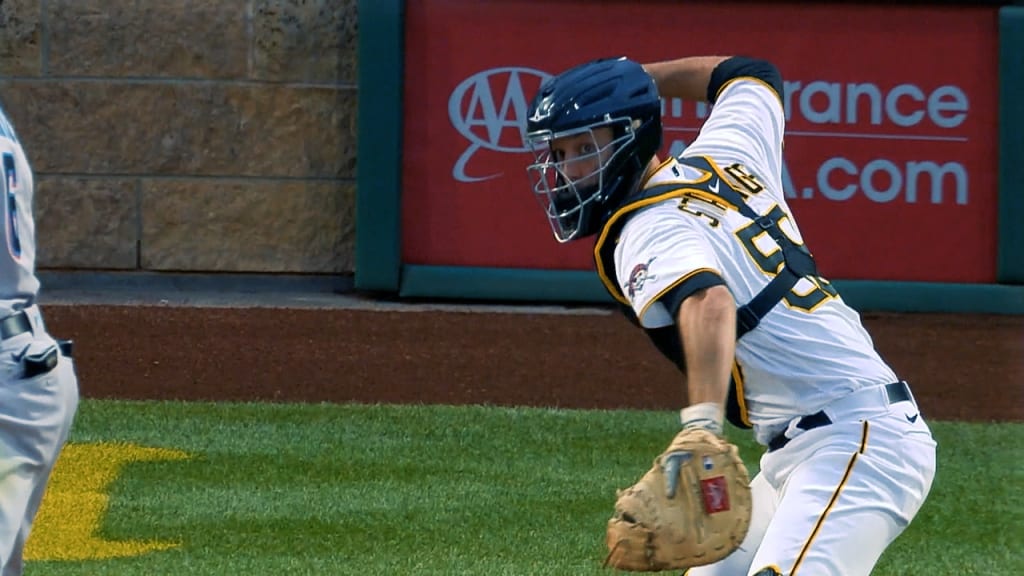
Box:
[26,400,1024,575]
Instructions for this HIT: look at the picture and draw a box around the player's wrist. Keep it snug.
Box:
[680,402,724,435]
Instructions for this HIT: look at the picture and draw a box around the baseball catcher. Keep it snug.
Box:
[604,423,751,572]
[522,53,936,576]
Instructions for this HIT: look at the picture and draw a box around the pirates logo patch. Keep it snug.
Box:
[625,257,657,300]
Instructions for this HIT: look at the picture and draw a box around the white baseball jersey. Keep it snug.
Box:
[613,79,898,444]
[0,106,39,317]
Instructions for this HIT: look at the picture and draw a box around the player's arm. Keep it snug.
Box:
[615,210,734,434]
[647,55,786,186]
[642,56,730,102]
[676,285,735,433]
[642,55,783,106]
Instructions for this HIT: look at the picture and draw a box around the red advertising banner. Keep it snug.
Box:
[401,0,999,283]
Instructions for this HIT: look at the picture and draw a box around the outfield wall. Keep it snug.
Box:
[0,1,1021,313]
[0,1,358,274]
[356,0,1024,314]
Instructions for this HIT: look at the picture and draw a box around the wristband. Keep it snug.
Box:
[680,402,724,435]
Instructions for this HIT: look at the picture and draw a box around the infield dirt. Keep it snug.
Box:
[42,304,1023,422]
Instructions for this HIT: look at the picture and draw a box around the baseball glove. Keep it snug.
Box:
[604,427,752,572]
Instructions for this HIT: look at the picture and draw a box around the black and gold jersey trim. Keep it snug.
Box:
[714,76,785,110]
[594,186,713,305]
[708,56,784,106]
[730,361,752,428]
[656,270,727,320]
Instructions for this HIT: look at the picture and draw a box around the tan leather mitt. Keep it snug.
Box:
[604,427,752,572]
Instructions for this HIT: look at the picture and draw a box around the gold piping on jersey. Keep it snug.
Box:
[790,421,871,575]
[636,267,721,322]
[593,157,718,303]
[594,185,714,305]
[730,362,752,427]
[639,155,680,189]
[714,76,786,110]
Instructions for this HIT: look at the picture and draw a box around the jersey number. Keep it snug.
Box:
[734,204,838,311]
[2,153,21,259]
[724,163,765,197]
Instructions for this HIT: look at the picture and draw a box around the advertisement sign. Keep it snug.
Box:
[401,0,999,283]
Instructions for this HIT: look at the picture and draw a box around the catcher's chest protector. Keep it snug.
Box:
[594,154,821,431]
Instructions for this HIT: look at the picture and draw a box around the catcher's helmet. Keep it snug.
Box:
[524,57,662,242]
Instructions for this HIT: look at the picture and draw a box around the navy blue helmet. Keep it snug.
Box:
[524,57,662,242]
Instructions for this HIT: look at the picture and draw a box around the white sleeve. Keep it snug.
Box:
[683,79,786,191]
[614,203,725,329]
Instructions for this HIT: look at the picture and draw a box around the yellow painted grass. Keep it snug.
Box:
[25,443,190,561]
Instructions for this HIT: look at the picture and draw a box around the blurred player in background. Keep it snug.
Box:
[0,102,79,576]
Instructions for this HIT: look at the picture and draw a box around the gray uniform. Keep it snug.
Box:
[0,104,78,576]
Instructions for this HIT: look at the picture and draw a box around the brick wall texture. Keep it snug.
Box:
[0,0,358,273]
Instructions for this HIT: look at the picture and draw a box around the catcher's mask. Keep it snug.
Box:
[525,119,639,243]
[523,56,662,243]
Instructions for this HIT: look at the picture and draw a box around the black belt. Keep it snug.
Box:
[0,310,31,340]
[767,381,913,452]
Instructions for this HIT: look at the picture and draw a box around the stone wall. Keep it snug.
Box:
[0,0,358,274]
